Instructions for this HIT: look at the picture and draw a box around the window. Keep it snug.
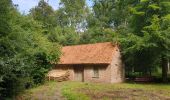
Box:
[93,67,99,78]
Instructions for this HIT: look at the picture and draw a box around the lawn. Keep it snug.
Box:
[17,81,170,100]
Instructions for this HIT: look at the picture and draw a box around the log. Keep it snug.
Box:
[47,70,70,82]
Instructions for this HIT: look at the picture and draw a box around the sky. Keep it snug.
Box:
[12,0,93,14]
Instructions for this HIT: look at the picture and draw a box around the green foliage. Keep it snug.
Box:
[30,0,56,27]
[80,28,115,44]
[0,0,12,37]
[0,0,61,98]
[0,0,170,98]
[48,26,80,46]
[117,0,170,77]
[129,0,161,35]
[59,0,88,28]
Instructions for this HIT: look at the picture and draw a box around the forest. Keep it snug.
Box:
[0,0,170,99]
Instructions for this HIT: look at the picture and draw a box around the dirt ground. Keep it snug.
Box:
[80,88,170,100]
[17,81,170,100]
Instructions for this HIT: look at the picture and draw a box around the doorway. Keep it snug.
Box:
[74,67,84,82]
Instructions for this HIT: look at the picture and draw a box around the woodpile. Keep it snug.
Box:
[47,70,70,82]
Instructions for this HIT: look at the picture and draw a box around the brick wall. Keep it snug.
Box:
[83,65,111,83]
[110,46,125,83]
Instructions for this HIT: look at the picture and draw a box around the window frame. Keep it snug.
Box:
[92,66,99,78]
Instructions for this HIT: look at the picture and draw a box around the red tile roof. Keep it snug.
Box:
[58,42,118,64]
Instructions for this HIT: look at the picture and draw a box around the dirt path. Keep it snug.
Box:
[17,82,66,100]
[34,82,66,100]
[51,82,66,100]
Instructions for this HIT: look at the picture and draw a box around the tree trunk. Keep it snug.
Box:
[162,55,168,83]
[168,59,170,72]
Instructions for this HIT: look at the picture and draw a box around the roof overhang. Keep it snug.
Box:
[53,63,110,66]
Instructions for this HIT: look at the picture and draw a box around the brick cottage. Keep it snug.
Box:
[47,42,125,83]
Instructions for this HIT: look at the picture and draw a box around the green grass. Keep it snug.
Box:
[17,81,170,100]
[61,82,90,100]
[61,82,170,100]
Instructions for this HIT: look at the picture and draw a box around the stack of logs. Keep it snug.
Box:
[47,71,70,82]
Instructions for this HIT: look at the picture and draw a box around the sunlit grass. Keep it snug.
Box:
[61,81,170,100]
[18,81,170,100]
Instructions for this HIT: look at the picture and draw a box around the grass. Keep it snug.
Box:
[61,82,170,100]
[17,81,170,100]
[16,81,62,100]
[61,82,90,100]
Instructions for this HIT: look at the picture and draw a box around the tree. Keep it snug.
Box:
[160,14,170,82]
[0,0,61,98]
[48,26,80,46]
[0,0,12,36]
[49,0,90,46]
[30,0,56,27]
[58,0,88,29]
[118,0,170,82]
[0,0,13,97]
[29,0,57,41]
[89,0,134,29]
[82,0,132,44]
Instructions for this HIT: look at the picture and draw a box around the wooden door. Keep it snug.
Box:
[74,67,84,82]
